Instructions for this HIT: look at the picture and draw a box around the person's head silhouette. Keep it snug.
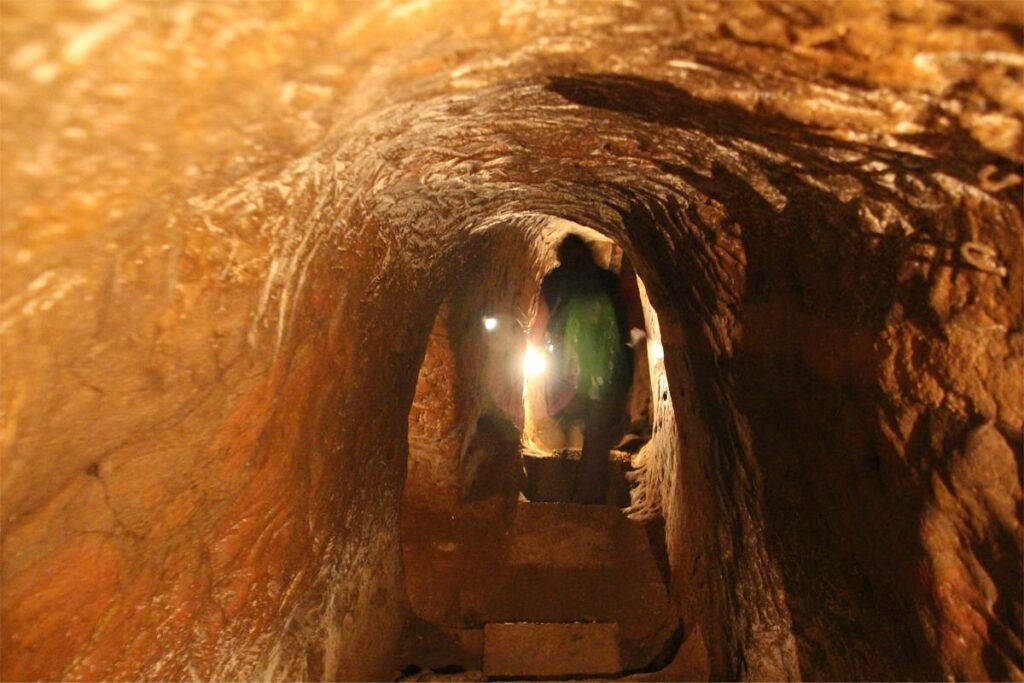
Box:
[556,234,594,270]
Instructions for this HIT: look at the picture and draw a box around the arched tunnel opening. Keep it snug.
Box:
[398,218,680,678]
[2,2,1022,682]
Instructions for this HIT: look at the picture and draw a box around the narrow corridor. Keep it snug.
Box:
[2,2,1021,681]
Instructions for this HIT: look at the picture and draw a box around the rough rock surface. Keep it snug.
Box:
[1,1,1021,681]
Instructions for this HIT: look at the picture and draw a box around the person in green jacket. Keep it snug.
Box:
[531,234,632,504]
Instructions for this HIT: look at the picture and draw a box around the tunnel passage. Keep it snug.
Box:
[398,220,681,678]
[2,1,1022,682]
[402,220,656,501]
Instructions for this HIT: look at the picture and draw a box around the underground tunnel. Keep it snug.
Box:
[1,1,1022,681]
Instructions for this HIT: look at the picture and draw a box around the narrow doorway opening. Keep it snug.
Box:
[517,231,654,507]
[398,218,680,680]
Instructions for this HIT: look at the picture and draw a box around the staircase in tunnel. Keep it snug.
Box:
[399,458,679,681]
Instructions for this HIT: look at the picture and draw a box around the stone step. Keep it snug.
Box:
[508,501,624,569]
[459,502,677,670]
[521,451,633,506]
[482,622,622,678]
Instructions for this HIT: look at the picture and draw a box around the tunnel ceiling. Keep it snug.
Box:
[1,1,1021,682]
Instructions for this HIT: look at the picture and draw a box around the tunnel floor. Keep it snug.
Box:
[398,455,678,680]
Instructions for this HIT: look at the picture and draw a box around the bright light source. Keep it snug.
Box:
[651,340,664,360]
[483,316,498,332]
[523,343,547,377]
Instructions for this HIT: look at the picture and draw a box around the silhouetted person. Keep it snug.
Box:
[531,235,631,504]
